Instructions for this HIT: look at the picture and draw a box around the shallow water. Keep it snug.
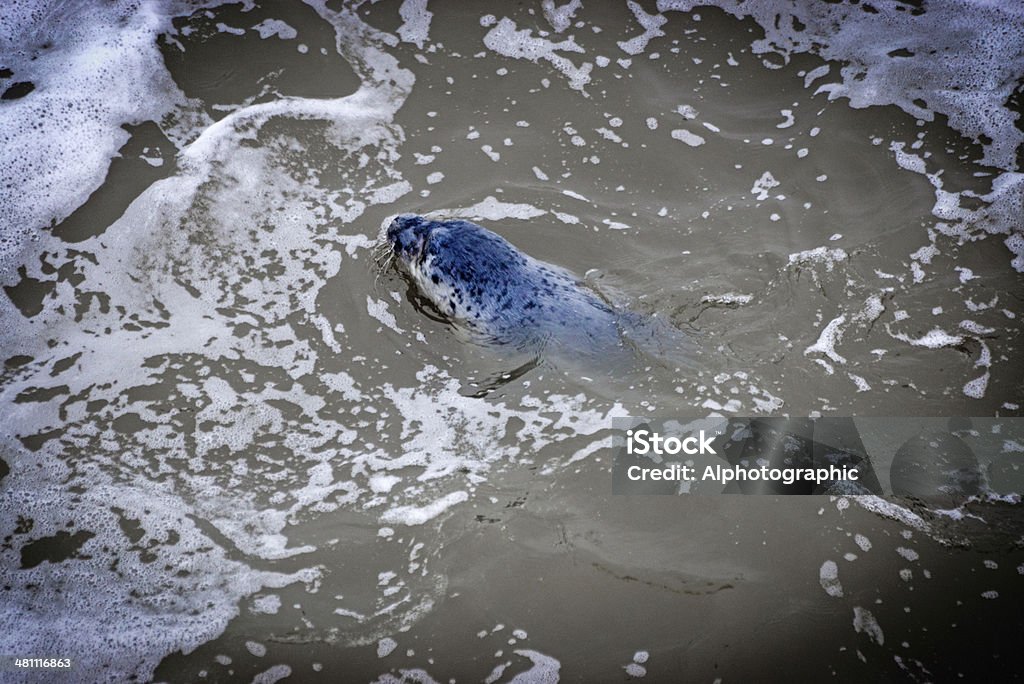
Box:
[1,0,1022,681]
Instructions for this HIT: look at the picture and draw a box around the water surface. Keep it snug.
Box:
[0,0,1022,681]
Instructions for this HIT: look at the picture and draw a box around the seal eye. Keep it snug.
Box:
[431,275,439,284]
[394,232,421,259]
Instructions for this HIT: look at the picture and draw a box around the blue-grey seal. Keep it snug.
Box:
[384,214,627,358]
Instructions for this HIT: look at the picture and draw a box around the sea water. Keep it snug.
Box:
[0,1,1022,681]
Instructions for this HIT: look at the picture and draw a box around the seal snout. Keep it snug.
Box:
[387,214,433,262]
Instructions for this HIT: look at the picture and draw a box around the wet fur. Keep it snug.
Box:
[385,214,623,355]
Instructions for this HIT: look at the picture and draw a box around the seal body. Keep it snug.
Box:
[386,214,623,356]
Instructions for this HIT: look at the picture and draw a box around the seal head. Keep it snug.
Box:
[386,214,623,355]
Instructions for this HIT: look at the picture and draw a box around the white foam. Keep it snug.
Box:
[0,0,208,274]
[510,650,561,684]
[215,22,245,36]
[253,665,292,684]
[805,315,847,365]
[701,293,752,306]
[653,2,1024,267]
[380,491,470,526]
[855,295,885,326]
[0,3,425,678]
[896,547,919,562]
[542,0,582,34]
[658,1,1024,170]
[819,560,844,597]
[251,594,282,615]
[854,497,931,535]
[676,104,698,119]
[483,17,593,91]
[378,637,399,658]
[445,196,548,221]
[252,19,297,40]
[750,171,780,201]
[562,189,591,202]
[625,663,648,677]
[0,480,318,682]
[788,246,847,271]
[4,1,1021,677]
[848,373,870,393]
[852,607,884,646]
[367,296,405,334]
[963,372,989,399]
[397,0,433,48]
[619,1,668,56]
[481,144,501,161]
[671,129,705,147]
[888,327,963,349]
[1006,232,1024,273]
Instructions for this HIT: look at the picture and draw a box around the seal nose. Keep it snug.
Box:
[389,213,428,236]
[387,214,415,243]
[387,214,429,259]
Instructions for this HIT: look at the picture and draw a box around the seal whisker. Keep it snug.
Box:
[372,243,396,271]
[372,242,390,264]
[373,251,396,291]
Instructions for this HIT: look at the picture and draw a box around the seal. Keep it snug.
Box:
[383,214,625,357]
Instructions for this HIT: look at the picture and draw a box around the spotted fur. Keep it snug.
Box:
[386,214,622,354]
